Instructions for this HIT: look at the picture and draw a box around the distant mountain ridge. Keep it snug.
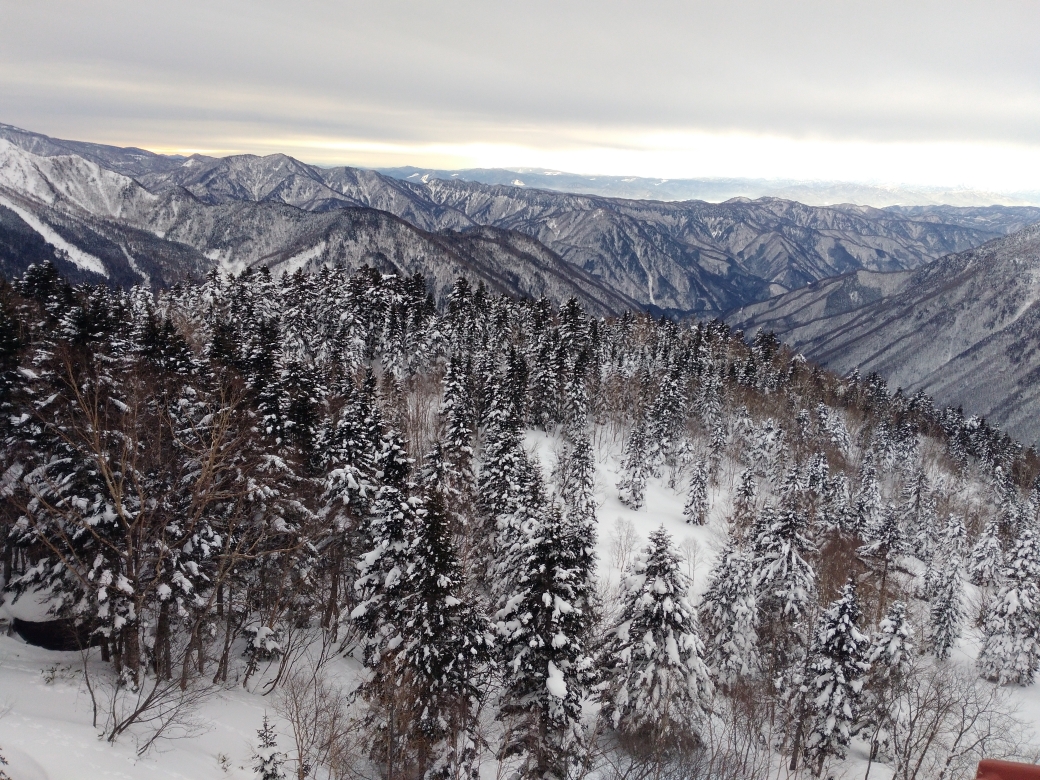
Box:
[728,224,1040,446]
[380,165,1040,208]
[2,122,1040,319]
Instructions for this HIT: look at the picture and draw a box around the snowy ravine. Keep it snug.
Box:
[2,262,1040,780]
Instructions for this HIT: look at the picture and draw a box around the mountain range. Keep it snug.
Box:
[381,166,1040,209]
[3,122,1039,318]
[729,223,1040,446]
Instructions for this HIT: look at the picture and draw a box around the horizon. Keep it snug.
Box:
[5,119,1040,208]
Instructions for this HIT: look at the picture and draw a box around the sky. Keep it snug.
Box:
[2,0,1039,192]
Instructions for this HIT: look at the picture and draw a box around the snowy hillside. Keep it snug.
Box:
[2,263,1040,779]
[729,223,1040,447]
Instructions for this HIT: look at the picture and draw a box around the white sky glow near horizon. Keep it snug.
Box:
[165,132,1038,192]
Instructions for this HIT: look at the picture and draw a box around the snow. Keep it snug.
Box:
[2,425,1040,778]
[0,194,109,277]
[546,661,567,699]
[121,245,151,286]
[280,241,327,276]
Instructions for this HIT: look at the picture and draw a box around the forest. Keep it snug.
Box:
[1,260,1039,780]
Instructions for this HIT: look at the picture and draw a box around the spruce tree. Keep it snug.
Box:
[617,416,652,510]
[254,715,287,780]
[698,540,759,688]
[495,483,595,780]
[928,552,964,660]
[803,580,870,774]
[604,527,712,750]
[977,527,1040,685]
[682,458,709,525]
[969,517,1004,589]
[398,478,492,777]
[860,601,915,765]
[858,503,905,619]
[733,468,758,526]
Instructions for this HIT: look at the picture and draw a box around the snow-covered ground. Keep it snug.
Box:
[2,429,1039,779]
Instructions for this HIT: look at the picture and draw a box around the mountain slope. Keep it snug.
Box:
[141,151,1038,314]
[5,123,1038,316]
[0,139,636,314]
[728,224,1040,445]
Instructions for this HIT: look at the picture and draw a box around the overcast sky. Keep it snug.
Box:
[2,1,1039,190]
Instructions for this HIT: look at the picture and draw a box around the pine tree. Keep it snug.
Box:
[803,580,870,774]
[604,527,713,750]
[254,715,287,780]
[698,540,759,688]
[682,458,709,525]
[977,528,1040,685]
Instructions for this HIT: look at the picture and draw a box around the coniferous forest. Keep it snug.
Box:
[2,261,1040,780]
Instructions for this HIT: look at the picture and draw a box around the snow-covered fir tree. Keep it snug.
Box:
[969,517,1004,589]
[603,527,713,751]
[495,473,596,780]
[802,580,869,774]
[682,458,710,525]
[859,601,915,765]
[254,715,288,780]
[698,540,759,689]
[396,465,493,778]
[977,527,1040,685]
[928,552,964,661]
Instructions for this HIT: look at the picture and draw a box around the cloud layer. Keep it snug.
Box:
[3,1,1039,188]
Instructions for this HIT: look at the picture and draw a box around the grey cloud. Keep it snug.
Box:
[1,0,1039,152]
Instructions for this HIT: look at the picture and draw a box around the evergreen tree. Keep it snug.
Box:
[617,416,652,510]
[853,457,882,537]
[858,503,905,618]
[969,517,1004,589]
[928,552,964,660]
[733,468,758,526]
[351,425,417,667]
[752,506,818,627]
[698,541,759,688]
[254,715,288,780]
[604,527,713,750]
[977,527,1040,685]
[860,602,915,765]
[397,478,493,777]
[803,580,870,774]
[682,458,709,525]
[495,485,596,780]
[441,353,476,495]
[560,433,597,530]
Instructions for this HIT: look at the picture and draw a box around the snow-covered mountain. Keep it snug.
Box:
[0,137,636,315]
[3,123,1038,316]
[728,224,1040,446]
